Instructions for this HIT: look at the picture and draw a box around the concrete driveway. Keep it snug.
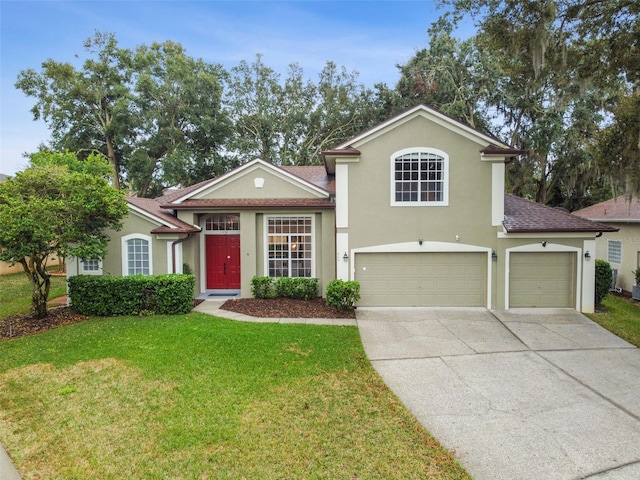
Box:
[357,307,640,480]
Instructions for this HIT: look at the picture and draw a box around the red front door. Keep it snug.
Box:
[206,235,240,289]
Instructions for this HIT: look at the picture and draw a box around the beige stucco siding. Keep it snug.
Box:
[193,164,326,200]
[101,211,169,276]
[594,224,640,292]
[343,116,496,250]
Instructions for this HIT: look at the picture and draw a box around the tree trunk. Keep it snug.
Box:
[105,135,120,189]
[21,257,51,319]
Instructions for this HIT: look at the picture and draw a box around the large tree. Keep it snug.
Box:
[0,152,128,318]
[16,31,232,197]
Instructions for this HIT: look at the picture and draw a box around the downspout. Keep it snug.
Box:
[172,233,193,274]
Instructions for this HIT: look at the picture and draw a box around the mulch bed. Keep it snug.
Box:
[0,307,88,341]
[221,297,356,319]
[1,298,353,341]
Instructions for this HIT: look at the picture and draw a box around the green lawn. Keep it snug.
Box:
[587,294,640,347]
[0,270,67,318]
[0,274,469,479]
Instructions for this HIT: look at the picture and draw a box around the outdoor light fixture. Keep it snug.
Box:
[542,241,547,247]
[584,251,591,261]
[343,252,349,261]
[492,251,497,261]
[418,239,423,245]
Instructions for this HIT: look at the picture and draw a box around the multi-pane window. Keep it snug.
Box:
[205,214,239,232]
[81,259,101,275]
[608,240,622,264]
[127,238,150,275]
[392,149,448,205]
[267,216,312,277]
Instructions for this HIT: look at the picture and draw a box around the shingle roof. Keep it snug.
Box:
[280,165,335,193]
[572,196,640,222]
[504,194,618,233]
[126,196,200,233]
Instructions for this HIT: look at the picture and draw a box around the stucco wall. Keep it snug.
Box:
[595,224,640,292]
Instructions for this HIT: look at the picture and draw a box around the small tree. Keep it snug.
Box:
[594,259,613,307]
[0,152,128,318]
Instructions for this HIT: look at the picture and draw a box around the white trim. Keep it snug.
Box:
[492,163,505,226]
[173,158,329,203]
[166,241,173,274]
[390,147,449,207]
[583,218,640,224]
[336,105,510,151]
[336,164,349,228]
[350,241,492,309]
[504,243,582,311]
[121,233,153,276]
[263,215,315,278]
[582,239,596,313]
[336,232,349,280]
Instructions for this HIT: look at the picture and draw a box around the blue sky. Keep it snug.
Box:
[0,0,470,175]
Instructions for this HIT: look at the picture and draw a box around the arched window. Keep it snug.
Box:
[122,234,152,275]
[391,148,449,206]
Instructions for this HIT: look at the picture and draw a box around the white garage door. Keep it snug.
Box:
[509,252,576,308]
[355,252,487,307]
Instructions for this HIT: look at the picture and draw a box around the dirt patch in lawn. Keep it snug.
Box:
[221,297,356,319]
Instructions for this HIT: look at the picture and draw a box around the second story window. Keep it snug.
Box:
[391,148,449,206]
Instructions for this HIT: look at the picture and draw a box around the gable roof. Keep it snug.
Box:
[333,104,516,152]
[572,196,640,223]
[168,158,330,205]
[127,196,201,234]
[504,194,618,233]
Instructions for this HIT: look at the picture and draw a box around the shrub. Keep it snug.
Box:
[275,277,318,300]
[325,279,360,311]
[594,259,612,306]
[68,274,195,316]
[251,276,276,299]
[633,267,640,286]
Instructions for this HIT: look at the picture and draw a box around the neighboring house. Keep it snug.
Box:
[573,196,640,293]
[67,105,616,312]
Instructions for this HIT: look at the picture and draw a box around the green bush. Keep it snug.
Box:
[251,276,276,299]
[251,276,318,300]
[595,259,613,306]
[275,277,318,300]
[325,279,360,311]
[68,274,195,316]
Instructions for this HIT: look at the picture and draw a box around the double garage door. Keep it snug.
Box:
[355,252,487,307]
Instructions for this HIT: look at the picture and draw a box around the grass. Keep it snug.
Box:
[586,294,640,347]
[0,275,469,479]
[0,270,67,318]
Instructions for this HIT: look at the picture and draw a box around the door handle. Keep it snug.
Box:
[223,262,226,275]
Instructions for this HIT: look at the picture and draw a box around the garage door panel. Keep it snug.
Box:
[356,252,486,307]
[510,252,575,308]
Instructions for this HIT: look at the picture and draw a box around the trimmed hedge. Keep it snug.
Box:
[325,279,360,311]
[251,276,319,300]
[68,274,195,316]
[594,259,612,306]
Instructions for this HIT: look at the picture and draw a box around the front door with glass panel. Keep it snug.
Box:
[205,215,240,289]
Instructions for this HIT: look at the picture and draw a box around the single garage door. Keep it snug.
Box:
[355,252,487,307]
[509,252,576,308]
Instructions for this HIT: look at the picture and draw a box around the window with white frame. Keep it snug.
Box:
[608,239,622,264]
[391,148,449,206]
[122,234,152,275]
[266,216,313,277]
[81,259,102,275]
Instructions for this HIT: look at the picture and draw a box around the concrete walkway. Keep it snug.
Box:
[357,307,640,480]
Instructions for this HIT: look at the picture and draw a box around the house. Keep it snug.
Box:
[573,196,640,293]
[67,104,617,313]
